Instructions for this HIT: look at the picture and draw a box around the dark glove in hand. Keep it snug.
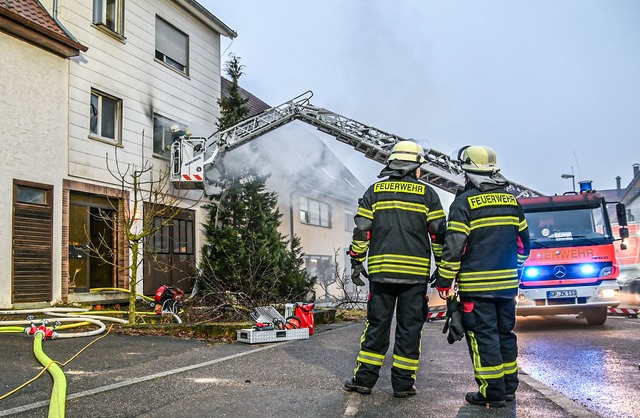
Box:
[442,297,464,344]
[350,261,366,286]
[433,271,452,291]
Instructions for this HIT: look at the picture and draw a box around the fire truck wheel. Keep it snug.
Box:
[584,308,607,326]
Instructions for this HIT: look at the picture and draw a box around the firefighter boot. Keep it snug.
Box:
[465,392,506,408]
[394,385,417,398]
[343,379,372,395]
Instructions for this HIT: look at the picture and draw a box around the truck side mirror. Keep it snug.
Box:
[619,226,629,240]
[616,203,628,226]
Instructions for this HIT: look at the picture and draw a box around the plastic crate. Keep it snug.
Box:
[236,327,309,344]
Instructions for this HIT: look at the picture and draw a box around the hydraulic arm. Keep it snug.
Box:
[170,91,540,197]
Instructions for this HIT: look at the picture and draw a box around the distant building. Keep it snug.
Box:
[598,163,640,223]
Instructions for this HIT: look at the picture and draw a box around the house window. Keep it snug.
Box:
[90,89,121,144]
[149,218,170,254]
[148,217,193,255]
[303,255,333,285]
[173,219,193,254]
[153,114,185,157]
[345,210,355,232]
[16,185,48,205]
[300,196,331,227]
[93,0,124,35]
[155,16,188,74]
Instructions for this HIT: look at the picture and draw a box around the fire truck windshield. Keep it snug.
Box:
[526,207,613,248]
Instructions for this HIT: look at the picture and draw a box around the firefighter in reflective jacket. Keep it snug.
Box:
[343,141,447,398]
[433,145,530,408]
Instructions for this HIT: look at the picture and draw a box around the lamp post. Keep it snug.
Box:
[561,171,576,193]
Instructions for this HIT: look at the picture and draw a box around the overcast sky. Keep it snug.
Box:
[200,1,640,197]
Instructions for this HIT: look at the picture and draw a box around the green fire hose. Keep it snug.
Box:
[33,330,66,418]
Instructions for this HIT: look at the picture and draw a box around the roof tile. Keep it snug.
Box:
[1,0,68,37]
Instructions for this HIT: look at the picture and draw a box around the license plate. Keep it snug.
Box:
[547,290,577,298]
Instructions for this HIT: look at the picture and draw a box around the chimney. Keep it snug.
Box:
[616,176,621,192]
[634,163,640,179]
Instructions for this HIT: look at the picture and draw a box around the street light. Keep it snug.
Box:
[561,173,576,193]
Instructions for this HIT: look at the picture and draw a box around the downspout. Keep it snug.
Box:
[51,0,83,43]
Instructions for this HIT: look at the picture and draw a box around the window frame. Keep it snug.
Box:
[153,113,186,158]
[15,184,49,206]
[93,0,125,38]
[300,196,332,228]
[155,15,189,75]
[89,88,122,145]
[148,217,194,256]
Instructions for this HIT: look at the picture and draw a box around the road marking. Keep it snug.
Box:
[343,393,362,416]
[0,342,289,417]
[1,325,356,417]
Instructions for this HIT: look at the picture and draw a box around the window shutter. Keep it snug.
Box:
[155,17,187,66]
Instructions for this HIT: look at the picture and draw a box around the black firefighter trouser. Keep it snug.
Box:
[352,282,429,392]
[459,295,518,401]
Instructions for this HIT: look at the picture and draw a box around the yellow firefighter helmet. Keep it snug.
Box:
[457,145,500,173]
[388,141,426,164]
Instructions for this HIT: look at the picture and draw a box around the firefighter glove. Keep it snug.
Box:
[442,296,464,344]
[350,259,367,286]
[431,270,452,292]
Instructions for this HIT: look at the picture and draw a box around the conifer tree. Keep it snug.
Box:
[216,53,250,131]
[199,170,314,307]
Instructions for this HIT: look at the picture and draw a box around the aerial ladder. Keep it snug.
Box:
[170,91,541,198]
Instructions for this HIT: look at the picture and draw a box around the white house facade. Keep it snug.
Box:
[1,0,235,308]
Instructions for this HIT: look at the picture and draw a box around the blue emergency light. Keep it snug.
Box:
[579,264,596,275]
[579,180,593,193]
[523,267,540,279]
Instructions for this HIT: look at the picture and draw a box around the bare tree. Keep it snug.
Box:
[316,249,366,309]
[86,131,199,324]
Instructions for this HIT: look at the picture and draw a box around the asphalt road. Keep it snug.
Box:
[516,314,640,418]
[0,318,590,418]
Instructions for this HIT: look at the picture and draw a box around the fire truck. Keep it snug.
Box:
[516,181,629,325]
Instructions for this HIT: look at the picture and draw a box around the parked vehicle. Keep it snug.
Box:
[613,221,640,304]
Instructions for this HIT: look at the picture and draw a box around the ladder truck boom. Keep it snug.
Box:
[170,91,541,197]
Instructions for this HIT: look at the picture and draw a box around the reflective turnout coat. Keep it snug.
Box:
[351,174,446,283]
[437,184,530,297]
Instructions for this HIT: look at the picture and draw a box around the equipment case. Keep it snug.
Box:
[236,327,309,344]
